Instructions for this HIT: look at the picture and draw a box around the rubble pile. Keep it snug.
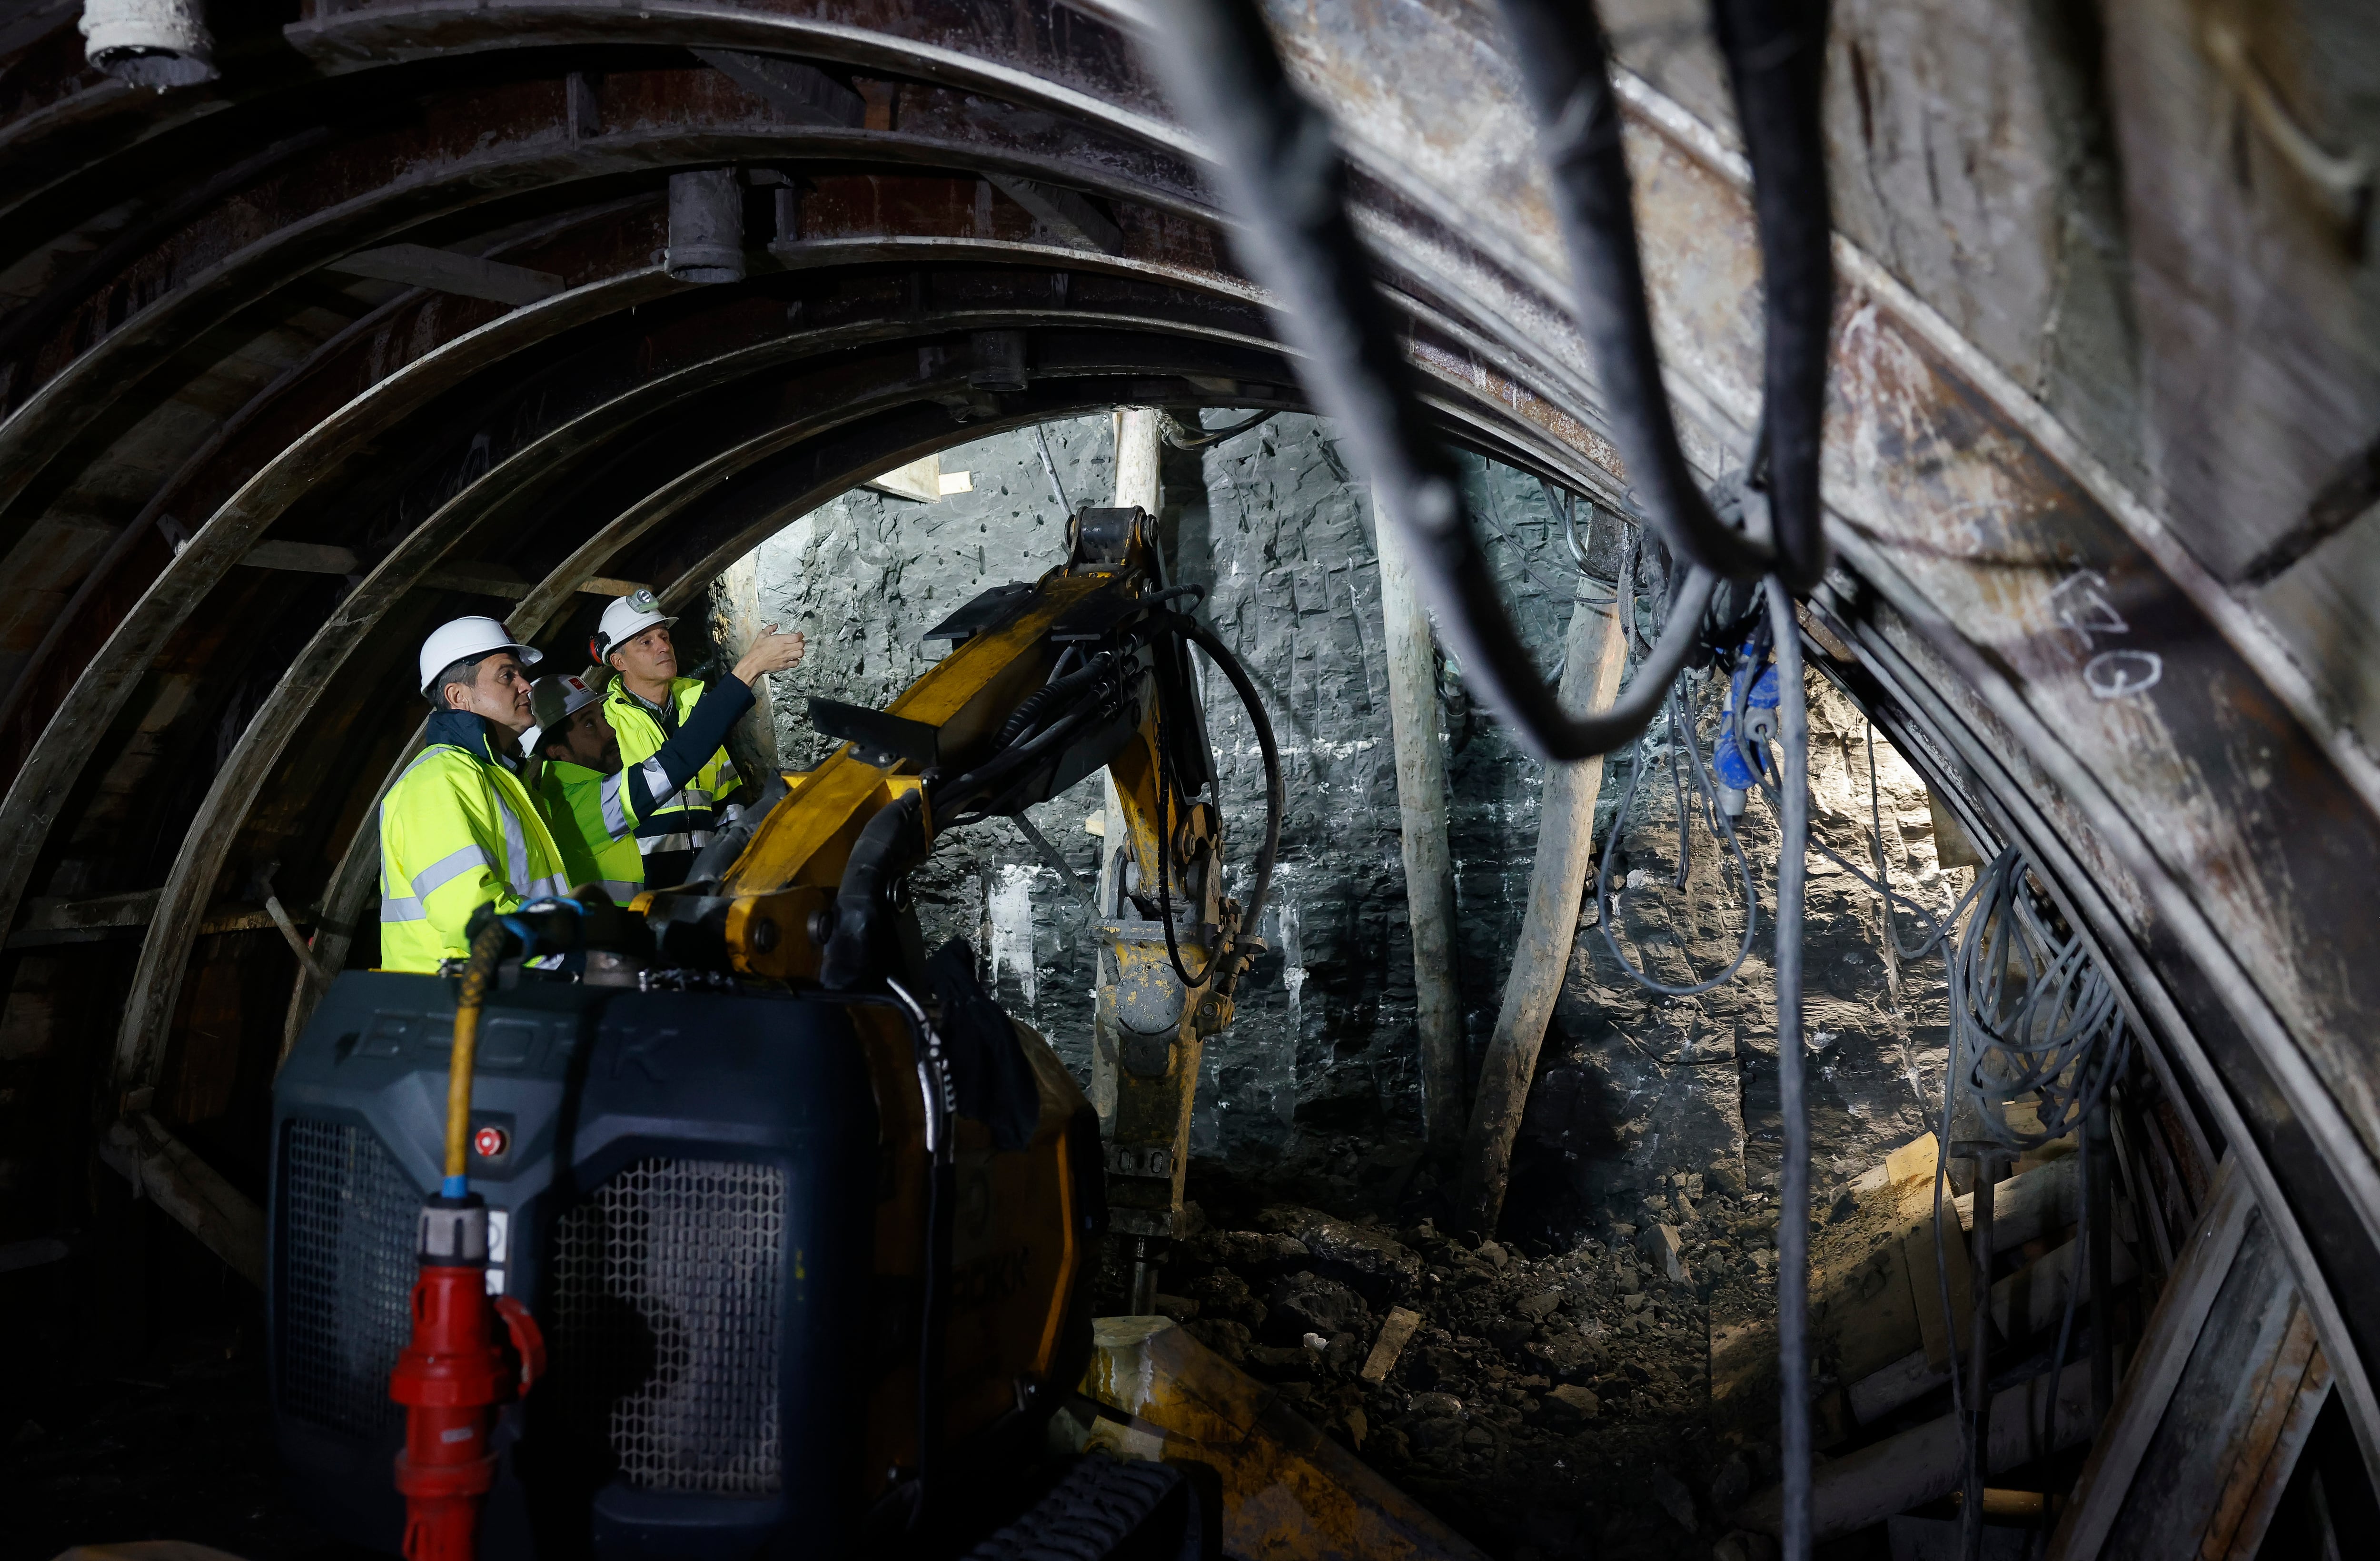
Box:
[1144,1172,1794,1560]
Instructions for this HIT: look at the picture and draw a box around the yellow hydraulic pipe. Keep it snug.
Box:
[443,919,508,1194]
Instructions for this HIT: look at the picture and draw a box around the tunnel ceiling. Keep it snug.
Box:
[5,0,2380,1465]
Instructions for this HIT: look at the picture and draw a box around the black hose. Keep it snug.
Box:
[1492,0,1831,588]
[1140,0,1721,764]
[1162,409,1276,450]
[997,650,1119,750]
[1159,612,1283,996]
[1710,0,1834,588]
[819,791,927,990]
[1150,696,1215,992]
[1490,1,1773,582]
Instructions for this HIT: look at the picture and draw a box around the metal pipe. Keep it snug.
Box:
[666,169,746,284]
[79,0,218,89]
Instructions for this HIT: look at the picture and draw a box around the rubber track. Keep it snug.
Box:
[963,1455,1188,1561]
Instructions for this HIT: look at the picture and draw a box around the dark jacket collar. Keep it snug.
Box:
[425,708,520,772]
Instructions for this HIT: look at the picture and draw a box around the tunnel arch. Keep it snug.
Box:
[4,0,2380,1487]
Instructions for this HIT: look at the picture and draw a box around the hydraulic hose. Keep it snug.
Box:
[443,918,507,1195]
[1140,0,1719,765]
[1492,0,1770,583]
[1711,0,1834,589]
[1492,0,1831,588]
[1160,612,1284,994]
[997,649,1120,750]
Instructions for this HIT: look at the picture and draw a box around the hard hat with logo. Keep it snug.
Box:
[529,673,605,734]
[590,587,675,665]
[417,616,543,695]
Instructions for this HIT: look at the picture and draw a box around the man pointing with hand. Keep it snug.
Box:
[587,589,804,891]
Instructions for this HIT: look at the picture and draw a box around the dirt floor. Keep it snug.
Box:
[1120,1141,1797,1561]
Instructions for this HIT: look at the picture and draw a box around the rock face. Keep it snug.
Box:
[744,412,1956,1228]
[742,411,1601,1157]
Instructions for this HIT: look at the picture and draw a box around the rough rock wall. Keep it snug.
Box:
[1512,676,1960,1243]
[739,413,1948,1220]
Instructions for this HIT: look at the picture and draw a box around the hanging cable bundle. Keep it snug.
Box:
[1946,848,2131,1148]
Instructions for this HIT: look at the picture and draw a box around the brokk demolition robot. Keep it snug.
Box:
[268,507,1280,1558]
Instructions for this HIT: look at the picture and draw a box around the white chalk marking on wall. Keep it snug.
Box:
[989,862,1041,1010]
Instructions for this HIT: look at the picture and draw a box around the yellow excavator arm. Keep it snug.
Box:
[642,504,1280,1286]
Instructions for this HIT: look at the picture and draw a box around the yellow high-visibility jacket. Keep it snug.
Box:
[538,761,645,906]
[378,710,571,972]
[542,674,758,903]
[602,676,744,860]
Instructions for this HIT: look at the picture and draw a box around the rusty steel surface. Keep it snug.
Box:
[0,0,2374,1477]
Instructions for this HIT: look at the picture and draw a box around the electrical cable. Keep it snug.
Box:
[1488,0,1831,589]
[1139,0,1722,764]
[1766,574,1814,1560]
[1921,844,2129,1556]
[1160,408,1277,450]
[1033,423,1072,515]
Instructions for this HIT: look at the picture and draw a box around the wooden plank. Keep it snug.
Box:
[2202,1303,2323,1557]
[1374,493,1464,1147]
[241,539,360,573]
[1849,1347,1949,1426]
[99,1113,265,1288]
[324,243,564,306]
[1360,1305,1424,1383]
[691,49,865,128]
[1457,575,1627,1229]
[866,452,942,502]
[12,889,160,936]
[9,890,282,946]
[1826,1226,1929,1384]
[985,173,1126,254]
[2220,1340,2333,1560]
[1734,1362,2094,1540]
[2097,1215,2301,1560]
[1909,1216,1976,1373]
[1990,1233,2140,1341]
[416,563,531,598]
[2048,1156,2253,1560]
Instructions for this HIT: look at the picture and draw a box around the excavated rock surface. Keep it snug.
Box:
[1136,1159,1792,1561]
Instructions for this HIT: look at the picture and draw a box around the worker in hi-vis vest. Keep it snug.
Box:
[528,618,806,902]
[590,587,805,891]
[379,616,571,973]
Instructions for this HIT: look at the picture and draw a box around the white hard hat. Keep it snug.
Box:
[530,672,605,731]
[592,587,674,663]
[418,615,543,695]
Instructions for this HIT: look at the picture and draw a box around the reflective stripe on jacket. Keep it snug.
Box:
[603,675,743,859]
[378,710,571,972]
[548,674,759,898]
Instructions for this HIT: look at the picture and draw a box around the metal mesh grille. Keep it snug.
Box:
[277,1117,419,1435]
[549,1158,786,1494]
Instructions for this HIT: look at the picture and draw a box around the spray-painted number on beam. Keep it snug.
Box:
[2051,570,2163,701]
